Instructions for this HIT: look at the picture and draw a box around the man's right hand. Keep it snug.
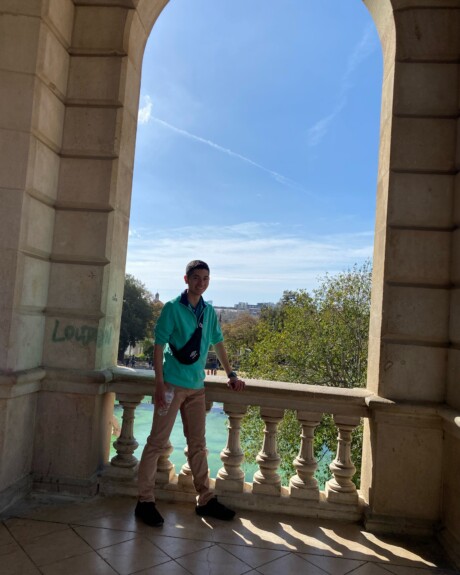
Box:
[154,381,167,410]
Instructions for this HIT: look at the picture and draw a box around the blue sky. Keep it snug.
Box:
[127,0,383,306]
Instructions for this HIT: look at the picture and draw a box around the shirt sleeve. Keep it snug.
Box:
[154,302,174,346]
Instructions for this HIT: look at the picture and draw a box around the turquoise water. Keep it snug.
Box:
[110,401,258,481]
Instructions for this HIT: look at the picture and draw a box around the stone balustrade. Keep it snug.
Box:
[101,367,375,520]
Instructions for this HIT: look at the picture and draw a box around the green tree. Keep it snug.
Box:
[132,300,164,363]
[221,313,259,367]
[118,275,156,360]
[240,261,371,487]
[242,262,371,387]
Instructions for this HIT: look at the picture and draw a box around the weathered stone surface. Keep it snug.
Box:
[0,1,459,567]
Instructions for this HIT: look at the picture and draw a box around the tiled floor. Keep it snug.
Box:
[0,494,456,575]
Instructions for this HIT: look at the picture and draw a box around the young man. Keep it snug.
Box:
[135,260,245,527]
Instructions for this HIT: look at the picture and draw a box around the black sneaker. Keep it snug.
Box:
[135,501,164,527]
[196,497,235,521]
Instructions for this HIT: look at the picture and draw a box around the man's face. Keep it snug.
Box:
[184,268,210,297]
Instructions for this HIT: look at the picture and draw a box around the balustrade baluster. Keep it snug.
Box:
[252,408,283,495]
[111,394,143,469]
[325,415,360,504]
[289,411,322,500]
[178,445,195,491]
[216,404,247,493]
[156,440,175,485]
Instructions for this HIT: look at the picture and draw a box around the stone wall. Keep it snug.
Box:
[0,0,459,565]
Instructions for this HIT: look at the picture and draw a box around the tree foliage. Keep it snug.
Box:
[241,261,372,388]
[221,313,259,367]
[118,275,157,360]
[239,261,372,487]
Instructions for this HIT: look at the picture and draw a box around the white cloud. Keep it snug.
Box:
[138,95,153,124]
[126,222,373,305]
[306,104,344,148]
[345,23,377,79]
[307,24,378,148]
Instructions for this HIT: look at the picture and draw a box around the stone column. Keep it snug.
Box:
[111,394,143,469]
[156,441,176,486]
[252,408,283,495]
[0,0,74,504]
[361,0,457,537]
[289,411,321,501]
[33,3,147,494]
[325,415,360,505]
[216,404,247,493]
[178,446,195,492]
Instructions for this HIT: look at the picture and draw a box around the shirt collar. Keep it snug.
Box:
[180,289,207,311]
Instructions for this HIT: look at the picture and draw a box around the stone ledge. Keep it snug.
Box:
[0,475,32,515]
[99,468,364,523]
[0,367,45,398]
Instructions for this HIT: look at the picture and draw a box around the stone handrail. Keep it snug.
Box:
[103,366,379,519]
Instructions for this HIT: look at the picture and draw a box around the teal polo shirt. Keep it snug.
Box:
[154,291,224,389]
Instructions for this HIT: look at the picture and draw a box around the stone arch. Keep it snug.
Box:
[1,0,459,559]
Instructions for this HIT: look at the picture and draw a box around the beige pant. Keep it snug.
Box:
[137,385,213,506]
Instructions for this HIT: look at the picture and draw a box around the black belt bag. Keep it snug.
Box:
[169,318,203,365]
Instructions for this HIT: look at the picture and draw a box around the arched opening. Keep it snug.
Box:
[119,0,383,486]
[2,1,460,564]
[128,1,382,309]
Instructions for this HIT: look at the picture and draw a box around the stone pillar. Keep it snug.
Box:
[0,0,169,505]
[216,403,247,493]
[178,446,195,492]
[0,0,74,505]
[325,415,360,505]
[156,441,176,486]
[289,411,321,501]
[26,2,155,495]
[252,408,283,495]
[111,394,143,469]
[362,0,459,539]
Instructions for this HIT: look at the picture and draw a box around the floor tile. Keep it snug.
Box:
[96,536,171,575]
[40,550,119,575]
[312,526,436,565]
[134,560,199,574]
[0,544,42,574]
[351,564,405,575]
[5,517,68,544]
[0,541,20,558]
[257,553,331,575]
[219,542,290,568]
[1,495,456,575]
[4,497,109,526]
[232,516,306,551]
[300,552,366,574]
[0,523,16,547]
[72,525,138,549]
[380,565,457,575]
[175,544,251,575]
[81,512,142,532]
[21,527,93,567]
[144,533,213,558]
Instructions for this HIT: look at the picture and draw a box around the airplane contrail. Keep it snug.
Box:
[147,113,311,195]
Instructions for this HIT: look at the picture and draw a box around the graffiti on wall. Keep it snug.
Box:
[51,319,113,347]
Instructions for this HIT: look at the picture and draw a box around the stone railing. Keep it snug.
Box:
[101,367,376,520]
